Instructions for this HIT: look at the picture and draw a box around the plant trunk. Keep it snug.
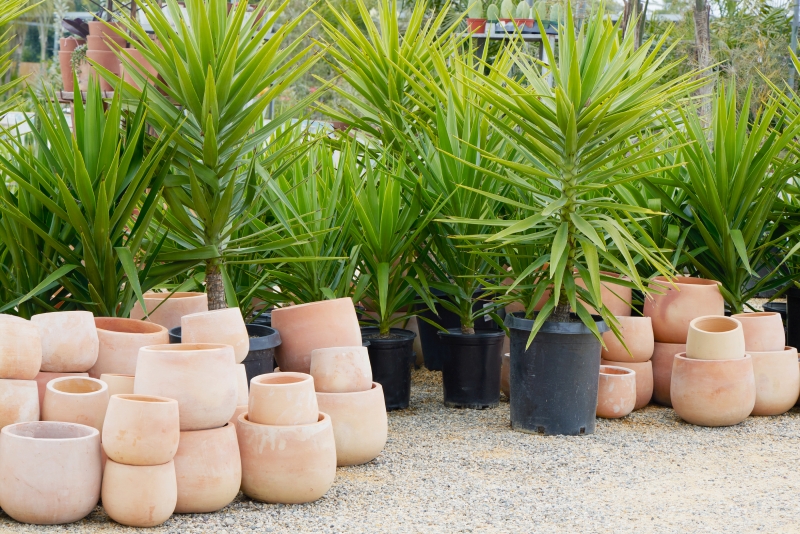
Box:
[693,0,712,128]
[552,302,571,323]
[461,325,476,335]
[205,260,227,310]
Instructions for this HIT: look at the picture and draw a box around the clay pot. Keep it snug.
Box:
[643,276,724,343]
[0,421,101,525]
[235,364,249,405]
[174,423,241,514]
[237,412,336,504]
[59,51,75,91]
[501,352,510,398]
[230,405,247,426]
[671,353,756,426]
[248,372,318,426]
[730,312,786,353]
[99,374,135,397]
[31,311,99,373]
[271,298,362,373]
[34,372,88,407]
[0,379,39,430]
[87,35,113,51]
[87,20,126,47]
[102,394,180,465]
[135,343,237,431]
[596,365,636,419]
[600,316,654,362]
[86,50,120,91]
[181,308,249,363]
[0,314,42,379]
[576,272,632,316]
[90,317,169,378]
[749,347,800,416]
[686,316,745,360]
[316,382,387,466]
[42,376,109,432]
[101,459,177,527]
[310,346,372,393]
[650,342,685,407]
[121,48,158,90]
[130,291,208,330]
[59,37,84,52]
[601,359,652,410]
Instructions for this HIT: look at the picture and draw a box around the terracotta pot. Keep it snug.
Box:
[310,346,372,393]
[271,298,362,373]
[248,372,318,426]
[34,372,88,407]
[135,343,237,431]
[0,314,42,379]
[87,20,127,47]
[90,317,168,378]
[730,312,786,353]
[643,276,724,343]
[101,459,177,527]
[59,51,75,91]
[749,347,800,416]
[59,37,84,52]
[130,292,208,330]
[102,394,180,466]
[601,359,652,410]
[31,311,99,373]
[42,376,109,432]
[0,379,39,430]
[650,342,685,407]
[174,423,241,513]
[466,18,487,32]
[596,365,636,418]
[230,405,247,426]
[315,382,387,466]
[235,364,249,405]
[0,421,101,525]
[181,308,249,363]
[86,50,120,91]
[671,353,755,426]
[501,352,510,398]
[686,316,745,360]
[600,316,654,362]
[99,374,135,397]
[121,48,159,90]
[576,272,632,316]
[87,35,113,51]
[237,412,336,504]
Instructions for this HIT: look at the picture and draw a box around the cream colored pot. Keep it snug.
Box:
[130,291,208,330]
[90,317,168,378]
[181,308,249,364]
[42,376,109,432]
[102,394,180,466]
[31,311,99,373]
[248,372,318,426]
[310,346,373,393]
[0,314,42,379]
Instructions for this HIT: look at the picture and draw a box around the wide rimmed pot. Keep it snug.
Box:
[237,412,336,504]
[0,379,39,430]
[500,352,510,399]
[130,291,208,330]
[749,347,800,416]
[248,372,318,426]
[86,50,120,91]
[315,383,387,466]
[600,359,653,410]
[101,459,177,528]
[730,312,786,353]
[438,329,504,409]
[600,316,654,363]
[33,372,88,407]
[650,342,685,407]
[671,353,755,426]
[134,343,237,431]
[310,346,372,393]
[271,297,362,373]
[576,272,633,316]
[686,316,745,360]
[31,311,99,373]
[0,421,101,525]
[181,307,249,364]
[173,423,241,514]
[643,276,724,343]
[102,394,179,465]
[90,317,168,378]
[99,374,135,397]
[0,314,42,379]
[42,376,108,432]
[596,365,636,419]
[361,327,416,411]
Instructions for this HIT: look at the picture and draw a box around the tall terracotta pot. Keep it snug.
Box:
[601,359,652,410]
[33,372,88,407]
[650,342,685,407]
[42,376,109,432]
[576,272,632,316]
[310,345,373,393]
[248,372,318,426]
[102,394,180,465]
[0,314,42,379]
[181,308,249,363]
[643,276,724,343]
[596,365,636,419]
[59,51,76,91]
[749,347,800,416]
[0,379,39,430]
[101,459,177,527]
[129,291,208,330]
[686,316,745,360]
[90,317,168,378]
[600,316,654,363]
[31,311,99,373]
[731,312,786,353]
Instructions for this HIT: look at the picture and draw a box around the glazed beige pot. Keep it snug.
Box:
[34,372,88,407]
[130,291,208,330]
[102,394,180,465]
[686,316,745,361]
[749,347,800,416]
[730,312,786,353]
[671,353,755,426]
[310,346,372,393]
[174,423,241,514]
[101,459,177,528]
[235,364,249,406]
[0,421,101,525]
[316,382,387,466]
[650,342,685,407]
[99,374,135,397]
[0,314,42,379]
[42,376,108,432]
[271,298,362,373]
[90,317,168,378]
[643,276,724,343]
[596,366,636,419]
[237,412,336,504]
[181,308,249,364]
[601,359,652,410]
[501,352,510,399]
[31,311,99,373]
[0,379,39,430]
[601,316,655,363]
[134,343,237,431]
[576,272,632,316]
[249,372,318,426]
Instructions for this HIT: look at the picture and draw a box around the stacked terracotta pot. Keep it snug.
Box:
[0,315,43,431]
[129,291,208,330]
[600,315,655,412]
[86,19,126,90]
[58,36,86,91]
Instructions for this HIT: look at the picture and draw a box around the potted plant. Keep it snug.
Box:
[514,2,533,28]
[465,1,486,33]
[486,4,500,33]
[500,0,515,22]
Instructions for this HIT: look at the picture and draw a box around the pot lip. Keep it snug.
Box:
[360,327,417,343]
[95,316,167,336]
[139,342,233,353]
[181,307,241,321]
[675,352,752,363]
[31,310,93,321]
[168,325,282,351]
[689,315,742,334]
[653,341,687,348]
[649,275,720,288]
[111,393,177,404]
[1,421,99,441]
[310,345,368,356]
[141,291,207,301]
[599,364,635,377]
[730,311,781,320]
[748,346,797,357]
[505,311,609,335]
[272,297,354,314]
[100,373,134,380]
[250,371,312,388]
[46,376,107,395]
[238,410,330,429]
[315,382,381,398]
[436,327,506,340]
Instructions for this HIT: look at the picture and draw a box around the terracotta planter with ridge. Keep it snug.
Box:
[686,316,745,360]
[596,365,636,418]
[310,345,372,393]
[0,379,39,430]
[181,308,249,363]
[99,373,135,397]
[601,359,652,410]
[101,459,177,527]
[749,346,800,416]
[643,276,724,343]
[42,376,109,432]
[731,312,786,353]
[130,291,208,330]
[0,314,42,379]
[650,342,685,406]
[90,317,168,378]
[102,394,180,466]
[601,316,654,362]
[248,372,318,426]
[31,311,99,373]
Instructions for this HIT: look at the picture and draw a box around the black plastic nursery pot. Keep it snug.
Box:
[787,287,800,350]
[361,327,416,411]
[437,329,505,409]
[505,312,608,436]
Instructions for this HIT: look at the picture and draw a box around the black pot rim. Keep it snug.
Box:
[437,328,506,343]
[504,311,608,335]
[168,324,282,350]
[361,327,416,347]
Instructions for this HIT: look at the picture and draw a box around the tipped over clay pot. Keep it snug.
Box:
[130,291,208,330]
[0,314,42,379]
[181,308,249,364]
[686,316,745,361]
[101,459,177,528]
[596,365,636,419]
[102,394,180,465]
[310,346,373,393]
[731,312,786,353]
[90,317,168,378]
[601,316,655,363]
[749,346,800,416]
[0,379,39,430]
[643,277,724,343]
[31,311,99,373]
[248,372,318,426]
[42,376,108,432]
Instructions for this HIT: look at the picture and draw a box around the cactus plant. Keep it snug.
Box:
[500,0,515,19]
[486,3,500,21]
[549,3,560,22]
[533,0,546,18]
[468,1,483,18]
[515,1,529,19]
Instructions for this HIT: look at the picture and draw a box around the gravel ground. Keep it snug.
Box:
[2,368,799,533]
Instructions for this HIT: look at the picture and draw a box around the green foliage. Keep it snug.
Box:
[486,4,500,20]
[468,1,483,18]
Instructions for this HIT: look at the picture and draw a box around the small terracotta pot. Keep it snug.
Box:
[650,342,685,407]
[99,374,135,397]
[181,308,249,363]
[34,372,88,407]
[90,317,168,378]
[0,379,39,430]
[42,376,109,432]
[271,298,362,373]
[135,343,237,431]
[130,292,209,330]
[466,18,487,32]
[235,364,249,405]
[174,423,241,514]
[643,276,724,343]
[0,314,42,379]
[686,316,745,360]
[86,50,120,91]
[730,312,786,353]
[596,365,636,418]
[0,421,101,525]
[59,51,75,91]
[316,382,387,466]
[601,316,654,363]
[601,359,652,410]
[121,48,159,90]
[237,412,336,504]
[576,272,632,316]
[248,372,318,426]
[310,346,372,393]
[230,404,247,426]
[59,37,84,52]
[749,347,800,416]
[671,353,755,426]
[501,352,510,398]
[102,394,180,465]
[101,459,177,527]
[31,311,99,373]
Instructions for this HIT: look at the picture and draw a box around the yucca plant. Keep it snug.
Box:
[0,0,34,115]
